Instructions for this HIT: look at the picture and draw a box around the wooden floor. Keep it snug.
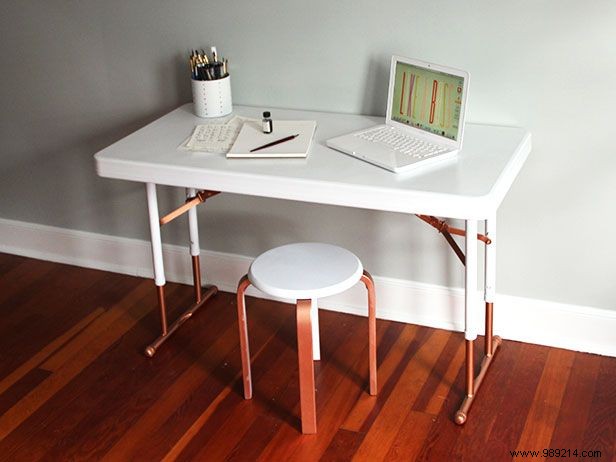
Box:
[0,253,614,461]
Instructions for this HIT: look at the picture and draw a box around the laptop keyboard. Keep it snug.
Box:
[355,127,448,158]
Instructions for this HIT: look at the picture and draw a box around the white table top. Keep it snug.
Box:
[95,104,531,219]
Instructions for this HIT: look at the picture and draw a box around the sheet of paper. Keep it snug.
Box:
[178,116,258,154]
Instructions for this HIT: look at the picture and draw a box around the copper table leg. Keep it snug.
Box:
[144,250,218,358]
[455,333,502,425]
[145,284,218,357]
[485,301,494,357]
[455,217,500,423]
[144,185,219,357]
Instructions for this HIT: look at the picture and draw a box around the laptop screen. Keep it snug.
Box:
[390,61,466,141]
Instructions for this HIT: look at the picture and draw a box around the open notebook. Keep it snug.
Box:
[227,120,317,158]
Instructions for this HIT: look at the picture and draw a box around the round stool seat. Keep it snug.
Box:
[248,243,363,300]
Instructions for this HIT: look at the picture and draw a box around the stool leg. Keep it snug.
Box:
[237,275,252,399]
[361,270,377,396]
[297,299,317,434]
[310,298,321,361]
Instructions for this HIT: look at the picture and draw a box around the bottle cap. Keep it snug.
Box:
[263,111,271,118]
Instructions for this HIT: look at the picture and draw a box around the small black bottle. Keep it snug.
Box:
[262,111,273,134]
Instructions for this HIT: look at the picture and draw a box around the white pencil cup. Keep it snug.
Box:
[191,75,232,118]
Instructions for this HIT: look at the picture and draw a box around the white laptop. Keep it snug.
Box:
[327,55,470,173]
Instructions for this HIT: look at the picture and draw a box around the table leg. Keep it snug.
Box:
[484,215,501,358]
[455,216,502,424]
[187,188,203,304]
[145,182,167,336]
[144,184,217,357]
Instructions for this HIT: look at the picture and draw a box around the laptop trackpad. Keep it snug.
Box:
[357,143,398,167]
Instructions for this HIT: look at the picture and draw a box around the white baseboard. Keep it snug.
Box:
[1,217,614,357]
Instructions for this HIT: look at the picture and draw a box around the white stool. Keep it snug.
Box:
[235,243,377,434]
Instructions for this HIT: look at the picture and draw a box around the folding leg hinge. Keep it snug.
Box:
[415,214,491,266]
[159,190,220,225]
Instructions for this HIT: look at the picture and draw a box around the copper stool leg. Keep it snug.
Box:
[296,298,317,434]
[236,275,253,400]
[360,270,378,396]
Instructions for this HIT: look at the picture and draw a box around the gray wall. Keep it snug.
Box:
[1,1,615,310]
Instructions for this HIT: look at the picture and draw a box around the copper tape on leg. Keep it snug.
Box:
[296,299,317,434]
[159,190,220,226]
[455,336,502,425]
[157,285,168,336]
[191,255,202,303]
[485,302,494,357]
[236,275,253,399]
[465,340,474,397]
[360,270,378,396]
[144,285,217,357]
[455,339,475,425]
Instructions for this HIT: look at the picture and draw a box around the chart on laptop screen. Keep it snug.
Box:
[391,62,465,140]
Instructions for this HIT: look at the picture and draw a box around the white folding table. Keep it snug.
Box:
[95,103,531,424]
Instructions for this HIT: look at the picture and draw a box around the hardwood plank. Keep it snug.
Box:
[41,286,196,462]
[412,364,466,461]
[341,323,425,432]
[413,331,465,415]
[580,356,616,461]
[0,257,56,308]
[549,353,601,450]
[0,268,134,378]
[0,253,27,276]
[0,280,153,441]
[515,348,576,452]
[0,283,186,462]
[352,329,451,461]
[0,278,162,461]
[319,428,365,461]
[173,334,296,461]
[0,368,52,416]
[383,411,435,461]
[226,413,285,462]
[386,337,465,461]
[0,307,105,395]
[479,343,549,457]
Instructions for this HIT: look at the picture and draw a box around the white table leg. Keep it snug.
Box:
[187,188,200,257]
[311,298,321,361]
[187,188,202,302]
[464,219,478,344]
[146,183,166,287]
[464,218,478,401]
[484,214,497,356]
[145,183,168,345]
